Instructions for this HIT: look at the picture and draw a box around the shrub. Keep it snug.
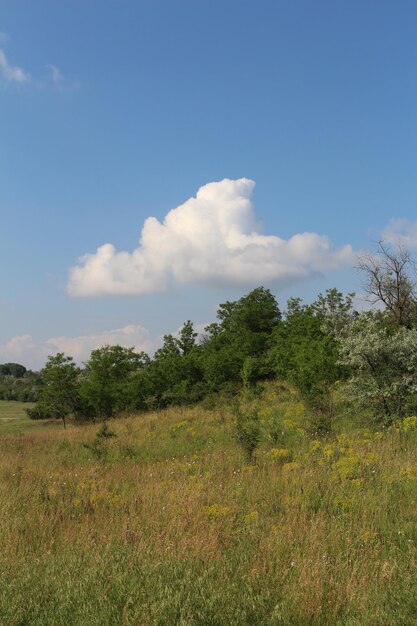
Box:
[236,410,261,462]
[26,405,51,420]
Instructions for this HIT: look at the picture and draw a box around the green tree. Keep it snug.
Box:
[0,363,27,378]
[272,290,354,426]
[36,353,80,428]
[176,320,198,356]
[202,287,281,392]
[147,324,205,407]
[81,345,145,419]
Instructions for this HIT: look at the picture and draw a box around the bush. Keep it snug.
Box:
[26,405,52,420]
[236,410,261,462]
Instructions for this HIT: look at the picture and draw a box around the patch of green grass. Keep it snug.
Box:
[0,401,58,435]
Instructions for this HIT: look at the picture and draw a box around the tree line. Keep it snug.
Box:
[24,243,417,429]
[0,363,43,403]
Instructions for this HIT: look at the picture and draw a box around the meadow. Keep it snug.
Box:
[1,383,417,625]
[0,400,40,435]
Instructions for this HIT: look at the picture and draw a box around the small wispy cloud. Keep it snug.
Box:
[382,218,417,248]
[44,63,80,92]
[0,33,78,91]
[45,63,63,86]
[0,47,29,83]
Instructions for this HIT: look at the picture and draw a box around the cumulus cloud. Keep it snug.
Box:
[382,218,417,248]
[0,48,29,83]
[68,178,354,297]
[0,325,153,370]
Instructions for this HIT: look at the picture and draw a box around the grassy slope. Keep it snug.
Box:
[0,384,416,625]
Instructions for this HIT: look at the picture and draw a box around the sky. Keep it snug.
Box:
[1,0,417,369]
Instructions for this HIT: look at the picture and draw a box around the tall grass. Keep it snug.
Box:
[0,383,416,625]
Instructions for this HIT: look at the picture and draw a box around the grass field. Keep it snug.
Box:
[0,400,61,435]
[0,400,36,435]
[0,384,417,625]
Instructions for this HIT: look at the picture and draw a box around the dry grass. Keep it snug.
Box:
[0,384,416,625]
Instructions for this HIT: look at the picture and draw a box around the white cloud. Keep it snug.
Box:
[0,325,153,370]
[0,35,77,90]
[0,48,29,83]
[68,178,354,297]
[382,218,417,248]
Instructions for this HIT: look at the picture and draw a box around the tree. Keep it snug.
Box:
[338,312,417,422]
[36,353,80,428]
[217,286,281,349]
[202,287,281,391]
[0,363,27,378]
[357,242,417,329]
[146,324,205,408]
[81,345,145,419]
[176,320,198,356]
[272,290,354,425]
[312,288,356,337]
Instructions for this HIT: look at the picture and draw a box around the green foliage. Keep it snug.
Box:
[145,323,205,408]
[96,422,117,439]
[0,365,42,402]
[203,287,281,393]
[241,356,258,390]
[176,320,198,355]
[26,404,51,420]
[83,421,117,459]
[338,312,417,422]
[36,353,80,428]
[235,409,261,461]
[17,284,415,431]
[2,288,285,418]
[272,290,353,419]
[0,362,26,378]
[80,345,146,419]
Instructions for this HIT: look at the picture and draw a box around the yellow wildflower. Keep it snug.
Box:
[331,455,361,480]
[204,503,232,519]
[282,461,301,473]
[402,416,417,432]
[244,511,259,523]
[360,530,377,543]
[268,448,292,464]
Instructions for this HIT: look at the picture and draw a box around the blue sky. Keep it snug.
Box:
[1,0,417,368]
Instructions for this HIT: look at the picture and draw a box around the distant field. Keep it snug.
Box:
[0,400,58,435]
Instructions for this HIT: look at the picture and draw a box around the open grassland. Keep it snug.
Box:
[0,400,61,435]
[0,400,37,435]
[1,384,417,625]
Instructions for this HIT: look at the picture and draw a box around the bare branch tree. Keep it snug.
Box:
[357,241,417,328]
